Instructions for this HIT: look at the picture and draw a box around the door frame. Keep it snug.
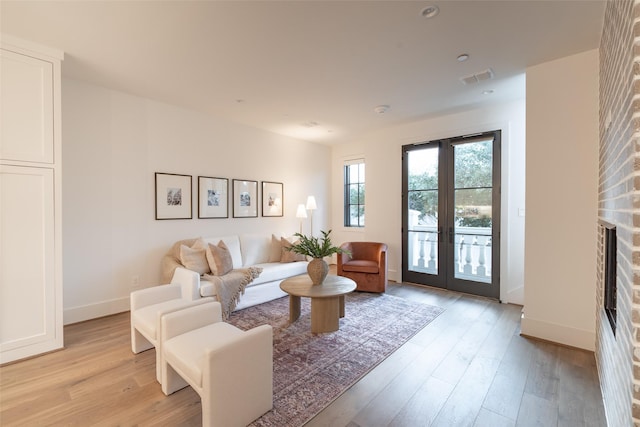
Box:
[401,130,501,300]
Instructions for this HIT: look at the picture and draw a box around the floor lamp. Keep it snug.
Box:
[296,204,307,234]
[306,196,317,236]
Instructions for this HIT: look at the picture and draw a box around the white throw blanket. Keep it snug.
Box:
[203,266,263,320]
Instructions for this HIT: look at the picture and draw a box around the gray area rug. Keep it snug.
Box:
[227,291,445,427]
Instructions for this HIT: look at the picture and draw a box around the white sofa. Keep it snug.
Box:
[161,233,309,311]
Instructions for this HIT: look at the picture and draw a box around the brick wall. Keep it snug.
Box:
[596,0,637,425]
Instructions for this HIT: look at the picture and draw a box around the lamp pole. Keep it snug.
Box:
[295,204,307,235]
[306,196,317,236]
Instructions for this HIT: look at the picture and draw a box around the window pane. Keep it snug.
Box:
[350,205,362,226]
[349,184,359,204]
[358,184,365,204]
[348,164,359,183]
[454,139,492,188]
[454,188,492,228]
[408,189,438,227]
[408,148,438,191]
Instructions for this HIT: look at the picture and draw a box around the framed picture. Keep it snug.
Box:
[155,172,192,220]
[262,181,283,217]
[232,179,258,218]
[198,176,229,218]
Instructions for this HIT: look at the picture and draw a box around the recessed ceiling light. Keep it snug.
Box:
[421,5,439,19]
[374,105,390,114]
[457,53,470,62]
[482,90,494,95]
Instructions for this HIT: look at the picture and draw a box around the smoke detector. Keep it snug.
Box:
[421,5,439,19]
[374,105,390,114]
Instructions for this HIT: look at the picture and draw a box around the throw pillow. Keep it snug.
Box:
[269,234,283,262]
[280,237,307,263]
[207,241,234,276]
[179,243,210,275]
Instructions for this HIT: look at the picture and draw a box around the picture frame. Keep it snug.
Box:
[155,172,192,220]
[262,181,283,217]
[232,179,258,218]
[198,176,229,219]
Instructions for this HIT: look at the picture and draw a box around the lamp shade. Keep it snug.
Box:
[306,196,317,210]
[296,204,307,219]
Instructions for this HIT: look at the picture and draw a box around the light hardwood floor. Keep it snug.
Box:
[0,282,606,427]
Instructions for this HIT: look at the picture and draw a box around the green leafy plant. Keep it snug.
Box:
[285,230,350,259]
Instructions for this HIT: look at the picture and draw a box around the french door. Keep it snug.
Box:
[402,131,501,299]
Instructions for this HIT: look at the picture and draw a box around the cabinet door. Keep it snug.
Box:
[0,165,62,363]
[1,49,55,163]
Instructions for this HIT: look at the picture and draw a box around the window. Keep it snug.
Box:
[344,159,365,227]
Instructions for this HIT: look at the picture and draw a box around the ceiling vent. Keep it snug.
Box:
[460,68,495,85]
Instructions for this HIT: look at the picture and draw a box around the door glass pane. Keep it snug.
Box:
[407,147,438,274]
[454,139,493,187]
[453,140,492,283]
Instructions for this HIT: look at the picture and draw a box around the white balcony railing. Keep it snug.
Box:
[408,225,492,283]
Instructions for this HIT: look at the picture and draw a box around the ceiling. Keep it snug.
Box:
[1,1,605,145]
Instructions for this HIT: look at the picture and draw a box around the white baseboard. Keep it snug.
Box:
[64,297,130,325]
[504,285,524,305]
[521,315,595,351]
[389,269,400,283]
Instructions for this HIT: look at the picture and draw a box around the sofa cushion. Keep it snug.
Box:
[203,235,242,269]
[250,262,308,286]
[280,237,307,263]
[240,234,272,266]
[179,240,210,275]
[163,322,244,388]
[132,298,202,340]
[207,241,233,276]
[199,279,216,298]
[341,260,379,274]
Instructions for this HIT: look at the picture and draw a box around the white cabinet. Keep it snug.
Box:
[0,36,64,364]
[1,49,55,163]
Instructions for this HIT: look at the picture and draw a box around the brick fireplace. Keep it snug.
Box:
[596,0,638,425]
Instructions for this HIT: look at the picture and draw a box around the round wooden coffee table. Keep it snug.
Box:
[280,274,357,333]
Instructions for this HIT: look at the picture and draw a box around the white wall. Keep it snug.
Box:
[62,78,331,324]
[522,49,599,351]
[330,97,527,304]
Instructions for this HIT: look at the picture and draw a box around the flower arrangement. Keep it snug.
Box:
[286,229,350,259]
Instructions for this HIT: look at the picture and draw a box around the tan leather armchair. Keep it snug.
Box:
[337,242,388,292]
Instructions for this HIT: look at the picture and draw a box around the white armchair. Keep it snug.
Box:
[130,283,213,382]
[161,302,273,427]
[169,266,202,300]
